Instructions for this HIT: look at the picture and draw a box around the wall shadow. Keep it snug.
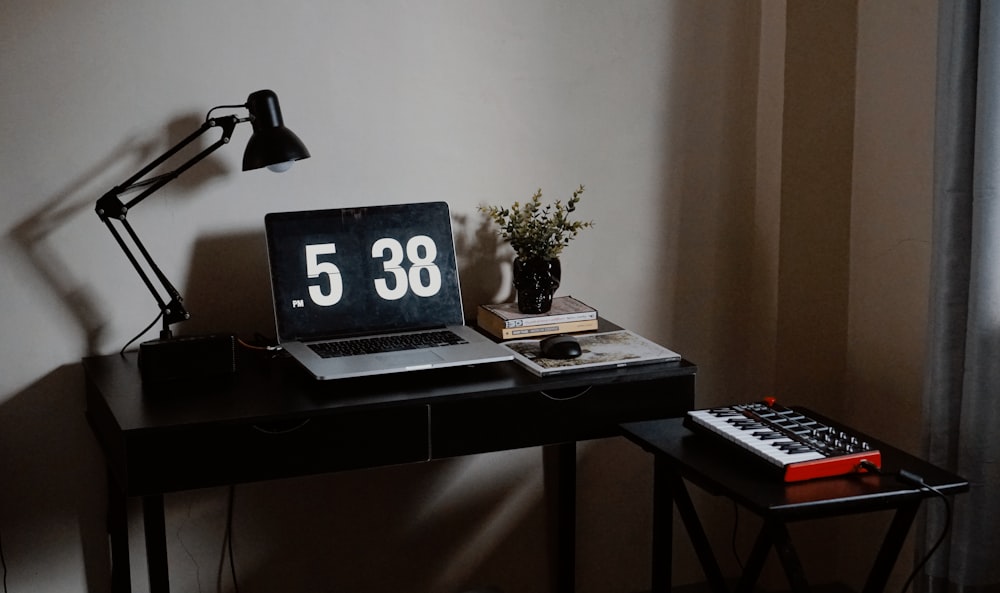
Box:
[222,450,551,593]
[0,352,552,593]
[0,363,111,592]
[8,113,233,356]
[452,210,515,317]
[180,230,275,340]
[0,112,266,592]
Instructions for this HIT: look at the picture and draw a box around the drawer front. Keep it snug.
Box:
[430,376,694,458]
[123,406,429,495]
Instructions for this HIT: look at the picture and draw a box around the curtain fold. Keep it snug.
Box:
[922,1,1000,591]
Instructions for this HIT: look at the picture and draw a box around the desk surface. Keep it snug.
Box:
[621,415,968,520]
[86,348,697,430]
[85,344,697,496]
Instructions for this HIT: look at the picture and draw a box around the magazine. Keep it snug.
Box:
[501,329,681,376]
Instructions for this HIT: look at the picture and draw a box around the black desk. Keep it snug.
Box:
[620,415,968,593]
[85,341,696,593]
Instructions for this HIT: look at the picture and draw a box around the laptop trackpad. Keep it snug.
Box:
[384,350,442,366]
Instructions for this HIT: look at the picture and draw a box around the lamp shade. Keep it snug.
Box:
[242,90,310,172]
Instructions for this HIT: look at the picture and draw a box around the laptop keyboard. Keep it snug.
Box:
[308,330,469,359]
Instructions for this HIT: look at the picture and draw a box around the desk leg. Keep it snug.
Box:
[143,495,170,593]
[734,522,773,593]
[651,456,674,593]
[654,459,728,593]
[766,521,810,593]
[862,500,920,593]
[107,471,131,593]
[546,442,576,593]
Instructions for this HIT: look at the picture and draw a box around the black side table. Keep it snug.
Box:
[621,412,968,593]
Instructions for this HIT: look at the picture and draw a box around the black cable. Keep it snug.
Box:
[731,501,745,571]
[896,472,953,593]
[119,311,163,356]
[0,525,8,593]
[226,486,240,593]
[205,104,247,122]
[859,461,954,593]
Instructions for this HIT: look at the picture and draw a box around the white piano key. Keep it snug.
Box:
[686,409,825,468]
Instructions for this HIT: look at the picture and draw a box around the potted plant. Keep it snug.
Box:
[480,184,594,313]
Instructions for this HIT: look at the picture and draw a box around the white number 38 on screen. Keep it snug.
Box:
[305,236,442,306]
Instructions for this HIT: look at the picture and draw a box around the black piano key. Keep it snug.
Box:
[753,431,785,440]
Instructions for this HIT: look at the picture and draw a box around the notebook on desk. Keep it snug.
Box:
[264,202,513,380]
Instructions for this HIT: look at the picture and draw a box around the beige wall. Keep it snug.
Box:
[0,1,938,591]
[842,1,939,588]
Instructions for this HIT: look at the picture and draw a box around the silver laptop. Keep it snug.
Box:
[264,202,513,380]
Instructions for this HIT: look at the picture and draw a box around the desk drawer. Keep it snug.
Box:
[122,406,429,495]
[430,376,693,458]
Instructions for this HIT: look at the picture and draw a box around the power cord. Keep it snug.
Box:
[0,525,8,593]
[859,461,954,593]
[119,311,164,356]
[218,486,240,593]
[226,486,240,593]
[730,501,745,571]
[236,333,283,354]
[896,471,953,593]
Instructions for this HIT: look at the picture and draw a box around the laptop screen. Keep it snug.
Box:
[264,202,465,341]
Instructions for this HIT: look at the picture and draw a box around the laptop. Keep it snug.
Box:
[264,202,513,380]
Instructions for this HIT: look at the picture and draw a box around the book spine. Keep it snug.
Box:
[476,298,599,337]
[498,319,599,340]
[501,310,597,328]
[478,306,598,329]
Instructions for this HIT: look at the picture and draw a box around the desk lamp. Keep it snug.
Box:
[95,89,309,381]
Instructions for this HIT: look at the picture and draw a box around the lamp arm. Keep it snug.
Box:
[94,114,247,340]
[99,214,188,332]
[96,115,243,218]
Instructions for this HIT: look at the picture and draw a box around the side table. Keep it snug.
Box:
[621,412,968,593]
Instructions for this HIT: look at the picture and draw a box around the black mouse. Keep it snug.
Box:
[539,334,582,359]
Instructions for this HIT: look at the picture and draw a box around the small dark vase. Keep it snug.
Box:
[512,256,561,314]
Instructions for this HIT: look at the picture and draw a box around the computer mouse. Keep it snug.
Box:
[539,334,582,359]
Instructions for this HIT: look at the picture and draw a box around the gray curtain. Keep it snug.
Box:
[922,1,1000,592]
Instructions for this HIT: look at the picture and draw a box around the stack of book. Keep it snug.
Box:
[476,295,598,340]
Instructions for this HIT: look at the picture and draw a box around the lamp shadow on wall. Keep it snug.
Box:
[9,113,228,356]
[179,231,274,340]
[9,134,157,355]
[0,113,244,592]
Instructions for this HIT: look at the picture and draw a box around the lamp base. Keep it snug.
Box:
[139,334,236,383]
